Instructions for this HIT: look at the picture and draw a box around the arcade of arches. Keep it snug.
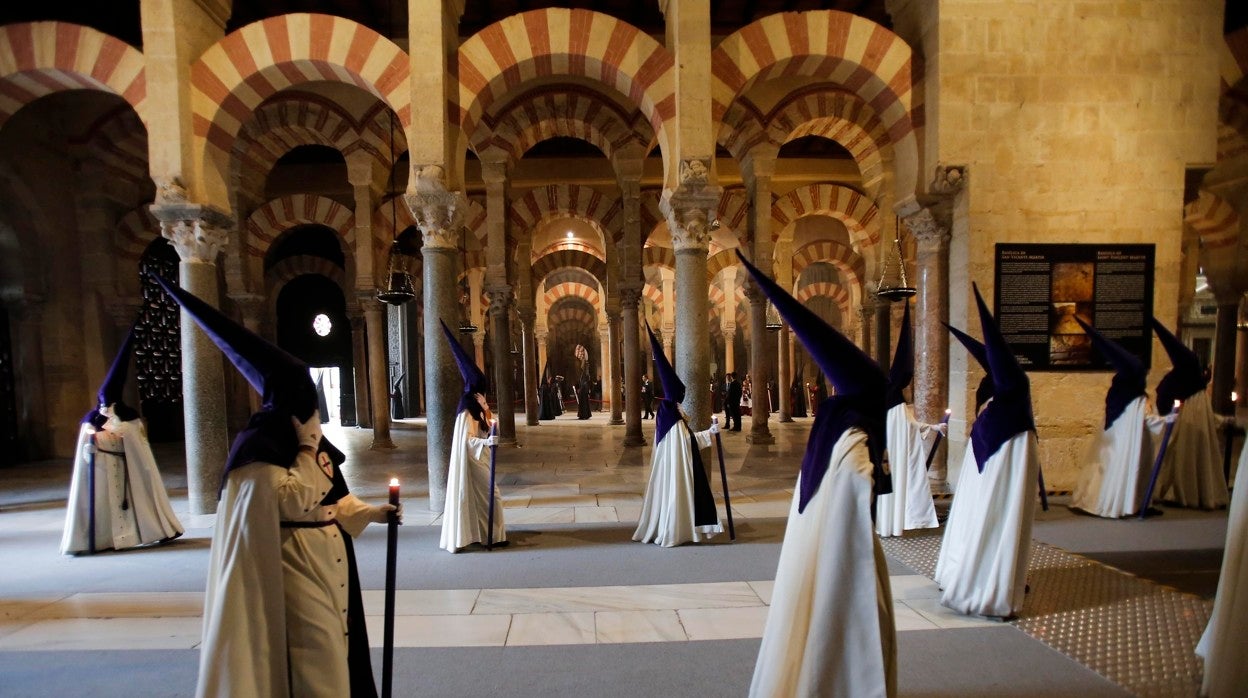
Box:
[0,1,1242,520]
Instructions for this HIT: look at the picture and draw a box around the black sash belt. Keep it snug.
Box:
[281,519,338,528]
[98,448,126,458]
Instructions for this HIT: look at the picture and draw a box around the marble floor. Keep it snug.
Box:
[0,411,1230,696]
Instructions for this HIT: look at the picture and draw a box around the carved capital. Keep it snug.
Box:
[931,164,967,195]
[405,166,466,249]
[661,186,720,253]
[486,284,513,316]
[902,207,950,249]
[150,199,232,264]
[516,306,537,327]
[619,284,644,310]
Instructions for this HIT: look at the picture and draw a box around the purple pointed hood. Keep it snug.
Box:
[945,322,994,413]
[646,322,685,444]
[1151,316,1206,414]
[885,302,914,409]
[1075,317,1147,429]
[439,320,489,417]
[736,250,889,511]
[153,274,316,480]
[969,283,1034,471]
[96,324,140,421]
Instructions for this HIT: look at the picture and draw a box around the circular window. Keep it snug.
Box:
[312,313,333,337]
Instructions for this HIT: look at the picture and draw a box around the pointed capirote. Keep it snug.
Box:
[645,321,686,404]
[1074,317,1147,430]
[439,320,489,396]
[885,301,914,409]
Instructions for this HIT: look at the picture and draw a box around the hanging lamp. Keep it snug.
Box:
[874,233,916,302]
[377,110,415,306]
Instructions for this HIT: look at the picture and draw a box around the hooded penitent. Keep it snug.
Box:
[96,323,140,422]
[440,319,490,431]
[736,250,889,511]
[885,302,914,410]
[1075,317,1147,430]
[968,284,1035,472]
[153,275,317,481]
[1152,316,1206,415]
[646,322,686,445]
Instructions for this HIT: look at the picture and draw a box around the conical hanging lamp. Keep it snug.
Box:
[377,109,415,306]
[874,232,916,302]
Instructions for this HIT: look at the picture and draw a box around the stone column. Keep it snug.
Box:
[608,310,624,424]
[359,297,394,449]
[597,325,610,412]
[536,329,548,373]
[151,203,231,516]
[408,170,466,512]
[858,304,873,357]
[661,178,718,430]
[741,145,777,444]
[518,308,540,426]
[621,286,645,446]
[745,282,775,444]
[487,287,517,443]
[777,326,793,422]
[723,329,736,373]
[349,312,371,428]
[904,206,953,489]
[1213,290,1241,413]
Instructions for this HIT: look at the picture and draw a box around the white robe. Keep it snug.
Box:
[936,431,1040,618]
[197,451,375,698]
[440,411,506,552]
[1196,441,1248,696]
[875,404,939,537]
[1070,396,1158,518]
[750,429,896,698]
[1158,392,1229,509]
[61,419,183,554]
[633,422,723,547]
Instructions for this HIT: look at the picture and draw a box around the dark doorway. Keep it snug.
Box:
[275,274,354,425]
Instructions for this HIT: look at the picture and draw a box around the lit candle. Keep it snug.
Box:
[1233,391,1239,403]
[388,478,400,508]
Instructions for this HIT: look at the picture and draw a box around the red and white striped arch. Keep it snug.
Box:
[245,194,355,259]
[457,9,674,162]
[1221,29,1248,157]
[191,14,410,203]
[471,86,650,163]
[641,282,664,308]
[267,254,347,292]
[716,187,751,238]
[531,248,607,287]
[510,183,622,244]
[82,107,149,189]
[1186,191,1240,256]
[791,239,866,284]
[771,89,889,197]
[711,12,919,203]
[642,244,676,271]
[114,207,159,263]
[542,281,602,312]
[795,281,852,317]
[640,188,667,238]
[0,22,147,129]
[547,297,598,329]
[233,96,359,198]
[772,183,881,248]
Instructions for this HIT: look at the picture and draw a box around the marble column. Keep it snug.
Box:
[350,313,371,428]
[360,297,395,450]
[608,310,624,424]
[598,326,610,412]
[152,205,231,516]
[621,286,645,446]
[662,183,718,430]
[723,329,736,373]
[904,206,953,490]
[777,326,792,422]
[407,169,466,513]
[519,308,540,426]
[536,330,548,374]
[858,304,873,358]
[1213,290,1241,413]
[487,286,517,444]
[744,282,776,444]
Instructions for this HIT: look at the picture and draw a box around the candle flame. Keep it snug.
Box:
[944,408,952,415]
[1174,400,1181,409]
[389,478,399,487]
[1234,391,1239,402]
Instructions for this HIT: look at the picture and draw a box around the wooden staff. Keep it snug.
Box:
[381,478,400,698]
[486,419,499,550]
[1140,400,1181,519]
[712,416,736,540]
[87,428,97,555]
[1224,392,1238,483]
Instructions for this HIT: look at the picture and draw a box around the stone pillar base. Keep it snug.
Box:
[609,417,625,426]
[746,429,775,445]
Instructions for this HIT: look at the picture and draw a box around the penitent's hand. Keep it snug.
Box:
[935,423,949,437]
[291,412,323,450]
[372,503,402,525]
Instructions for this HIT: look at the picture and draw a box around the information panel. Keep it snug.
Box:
[993,244,1154,371]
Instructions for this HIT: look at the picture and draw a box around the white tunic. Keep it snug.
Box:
[875,403,939,537]
[440,411,507,552]
[197,451,375,698]
[1158,392,1229,509]
[936,431,1040,618]
[1070,396,1158,518]
[750,429,896,698]
[61,419,183,554]
[1196,442,1248,697]
[633,422,723,547]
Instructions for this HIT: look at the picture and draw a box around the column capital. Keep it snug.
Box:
[742,277,768,305]
[902,206,951,249]
[660,180,721,253]
[619,284,644,310]
[486,284,513,316]
[404,165,466,249]
[151,197,233,264]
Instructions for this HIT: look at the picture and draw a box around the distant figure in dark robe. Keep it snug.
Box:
[641,376,654,419]
[577,373,593,419]
[539,366,557,420]
[790,375,808,418]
